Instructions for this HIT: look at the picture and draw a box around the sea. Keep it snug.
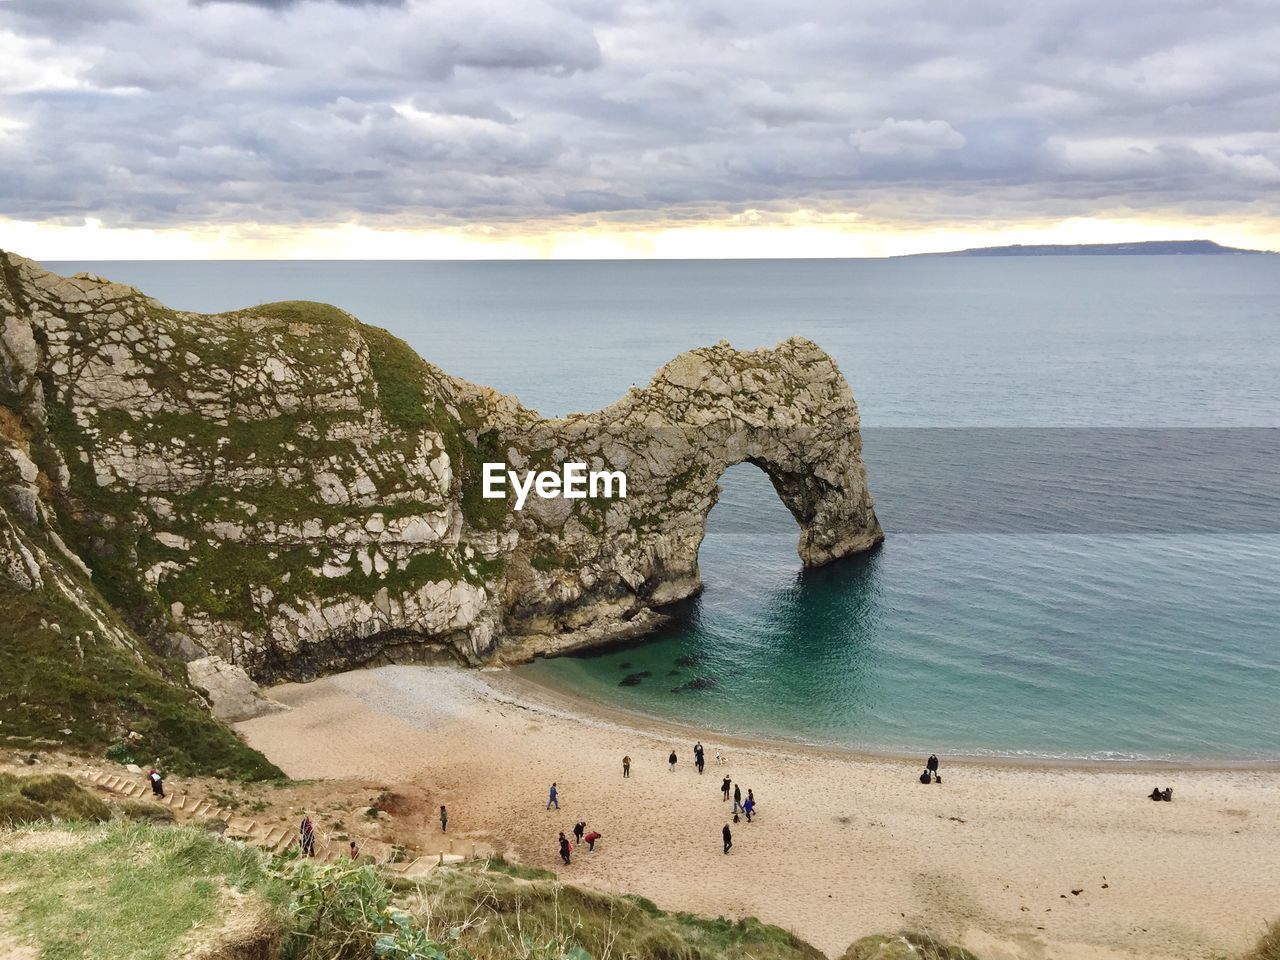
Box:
[49,256,1280,764]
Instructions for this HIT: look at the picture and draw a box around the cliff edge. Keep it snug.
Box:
[0,252,881,696]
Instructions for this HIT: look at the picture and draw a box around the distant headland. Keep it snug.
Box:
[901,239,1275,258]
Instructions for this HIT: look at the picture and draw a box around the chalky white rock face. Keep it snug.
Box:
[0,251,881,682]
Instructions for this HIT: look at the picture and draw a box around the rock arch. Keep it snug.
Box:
[496,337,883,655]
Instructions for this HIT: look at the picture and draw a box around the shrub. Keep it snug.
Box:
[0,772,109,826]
[1241,921,1280,960]
[841,932,981,960]
[116,799,176,823]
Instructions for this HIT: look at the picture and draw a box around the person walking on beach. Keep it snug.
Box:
[695,751,705,775]
[300,815,316,857]
[721,775,731,801]
[669,750,678,772]
[623,755,631,778]
[743,793,755,822]
[440,805,448,832]
[573,820,586,846]
[147,768,165,799]
[558,831,572,865]
[547,783,559,810]
[722,823,733,855]
[733,784,742,813]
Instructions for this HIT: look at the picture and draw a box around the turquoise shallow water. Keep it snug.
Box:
[52,256,1280,761]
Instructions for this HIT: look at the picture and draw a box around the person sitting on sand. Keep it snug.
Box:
[584,830,601,851]
[623,755,631,778]
[559,831,572,865]
[721,775,732,800]
[1162,787,1173,801]
[1149,786,1163,801]
[669,750,678,771]
[723,823,733,854]
[574,820,586,845]
[920,769,933,784]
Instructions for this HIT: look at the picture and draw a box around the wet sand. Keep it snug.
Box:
[237,664,1280,960]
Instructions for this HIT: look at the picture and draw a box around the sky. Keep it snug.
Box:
[1,0,1278,258]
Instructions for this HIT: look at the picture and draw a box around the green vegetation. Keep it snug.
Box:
[0,821,289,960]
[3,808,1273,960]
[453,424,511,531]
[840,933,980,960]
[0,772,109,827]
[0,814,829,960]
[228,300,357,330]
[115,798,176,823]
[362,324,434,431]
[409,859,826,960]
[280,859,453,960]
[530,543,574,573]
[0,572,281,781]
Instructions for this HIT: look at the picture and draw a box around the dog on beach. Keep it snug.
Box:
[715,751,726,764]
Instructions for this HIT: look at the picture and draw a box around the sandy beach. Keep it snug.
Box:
[237,664,1280,960]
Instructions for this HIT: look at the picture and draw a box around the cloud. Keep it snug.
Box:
[193,0,405,6]
[851,118,966,157]
[0,0,1277,233]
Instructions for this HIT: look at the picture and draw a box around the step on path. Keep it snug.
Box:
[74,769,471,870]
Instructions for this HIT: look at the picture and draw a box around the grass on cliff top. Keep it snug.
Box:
[0,820,288,960]
[409,858,826,960]
[6,814,1275,960]
[227,299,358,329]
[0,772,109,827]
[0,574,281,781]
[0,819,826,960]
[361,323,509,530]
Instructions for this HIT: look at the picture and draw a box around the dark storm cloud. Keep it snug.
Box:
[0,0,1277,228]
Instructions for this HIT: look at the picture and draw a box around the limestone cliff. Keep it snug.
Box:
[0,251,881,688]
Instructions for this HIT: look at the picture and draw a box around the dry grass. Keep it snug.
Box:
[1241,921,1280,960]
[0,772,109,827]
[0,821,287,960]
[839,932,981,959]
[408,858,826,960]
